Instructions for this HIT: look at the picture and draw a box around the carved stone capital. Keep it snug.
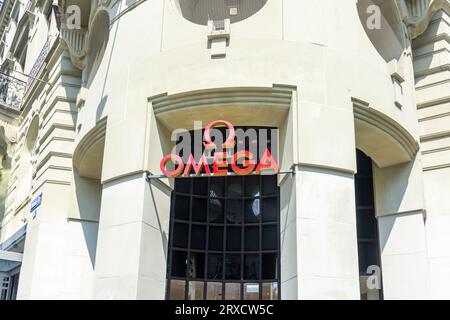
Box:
[60,27,88,70]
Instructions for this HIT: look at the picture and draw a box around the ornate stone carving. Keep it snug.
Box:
[58,0,112,70]
[60,27,87,69]
[397,0,450,38]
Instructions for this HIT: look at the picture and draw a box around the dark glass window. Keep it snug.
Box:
[173,223,189,249]
[208,227,224,251]
[355,149,383,300]
[192,198,207,222]
[167,127,280,300]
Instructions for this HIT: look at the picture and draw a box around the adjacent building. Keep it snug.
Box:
[0,0,450,300]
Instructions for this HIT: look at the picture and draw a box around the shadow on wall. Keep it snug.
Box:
[357,0,408,62]
[147,179,170,262]
[74,173,102,267]
[96,95,108,122]
[72,133,105,268]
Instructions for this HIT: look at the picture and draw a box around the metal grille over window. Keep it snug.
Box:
[0,72,26,110]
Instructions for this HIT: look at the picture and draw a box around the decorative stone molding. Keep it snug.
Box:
[73,117,106,179]
[397,0,450,38]
[150,85,295,133]
[151,86,293,116]
[60,27,87,70]
[58,0,112,70]
[353,97,419,167]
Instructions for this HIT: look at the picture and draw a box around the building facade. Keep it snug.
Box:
[0,0,450,300]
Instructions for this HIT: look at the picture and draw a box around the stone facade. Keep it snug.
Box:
[0,0,449,300]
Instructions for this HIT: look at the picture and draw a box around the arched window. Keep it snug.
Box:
[166,127,280,300]
[355,149,383,300]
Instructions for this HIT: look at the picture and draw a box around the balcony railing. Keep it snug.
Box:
[25,0,33,12]
[26,36,53,92]
[0,72,26,111]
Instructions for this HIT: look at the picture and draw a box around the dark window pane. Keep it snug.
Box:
[262,198,277,222]
[245,199,260,223]
[356,149,373,175]
[173,223,188,248]
[191,225,206,250]
[245,175,260,197]
[356,209,377,239]
[210,177,225,198]
[228,177,243,197]
[208,226,224,251]
[175,196,190,221]
[244,226,259,251]
[226,200,243,224]
[207,255,223,280]
[175,179,191,193]
[192,198,207,222]
[194,177,208,195]
[244,254,259,280]
[262,253,277,280]
[227,227,241,251]
[358,241,379,272]
[209,198,224,223]
[262,225,278,251]
[262,175,278,195]
[225,254,241,280]
[188,252,205,279]
[355,178,374,207]
[171,251,187,277]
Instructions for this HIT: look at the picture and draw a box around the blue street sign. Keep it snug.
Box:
[30,194,43,212]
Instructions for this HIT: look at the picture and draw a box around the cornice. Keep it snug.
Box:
[151,86,294,116]
[352,97,419,167]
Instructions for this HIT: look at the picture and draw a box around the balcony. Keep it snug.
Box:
[0,72,26,112]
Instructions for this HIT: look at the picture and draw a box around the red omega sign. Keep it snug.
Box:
[160,120,280,178]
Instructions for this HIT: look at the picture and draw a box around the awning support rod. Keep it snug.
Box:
[146,169,295,181]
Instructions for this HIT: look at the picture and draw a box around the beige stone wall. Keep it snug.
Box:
[413,8,450,299]
[1,0,449,300]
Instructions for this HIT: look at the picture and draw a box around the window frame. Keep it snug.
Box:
[166,172,281,300]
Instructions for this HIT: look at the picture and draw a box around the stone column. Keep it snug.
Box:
[373,157,431,299]
[92,173,170,299]
[280,99,361,299]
